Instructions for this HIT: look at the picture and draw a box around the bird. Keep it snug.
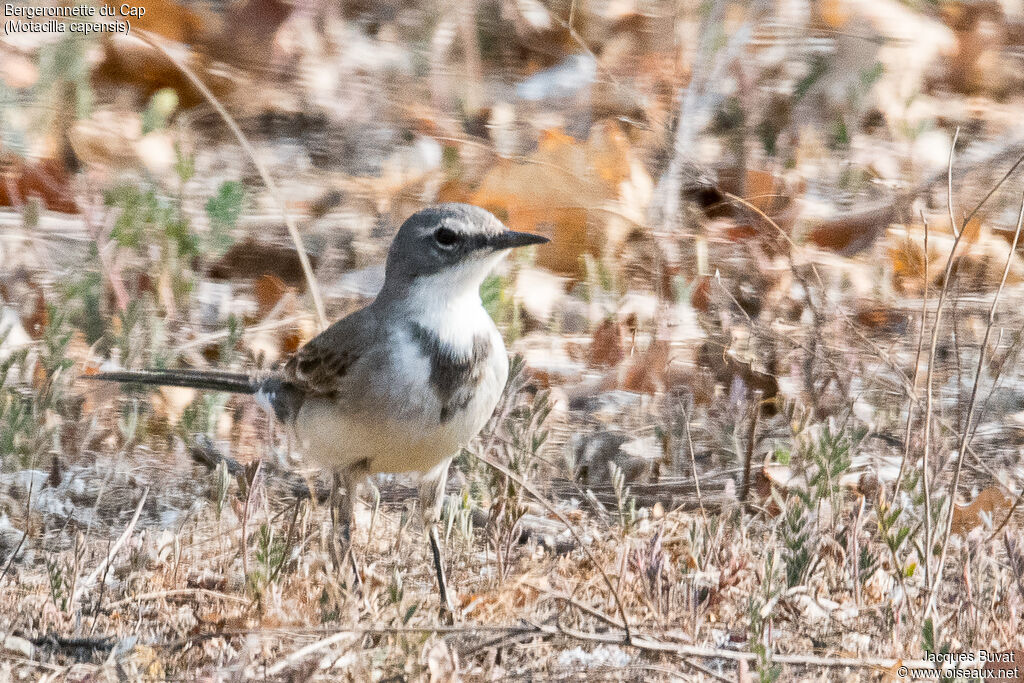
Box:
[84,203,549,619]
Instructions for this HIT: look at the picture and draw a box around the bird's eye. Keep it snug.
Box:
[434,227,458,247]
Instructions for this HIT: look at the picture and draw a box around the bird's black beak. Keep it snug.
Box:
[490,230,550,250]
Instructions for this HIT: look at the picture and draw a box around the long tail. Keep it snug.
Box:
[82,368,259,394]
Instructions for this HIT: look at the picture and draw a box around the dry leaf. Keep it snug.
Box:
[888,226,931,293]
[621,339,670,394]
[94,40,235,108]
[253,274,289,321]
[0,155,78,214]
[203,0,293,68]
[813,0,849,28]
[807,202,898,255]
[708,169,803,249]
[31,358,48,392]
[936,1,1008,96]
[690,276,712,313]
[697,342,779,411]
[854,304,908,336]
[473,122,650,276]
[102,0,204,43]
[209,239,319,289]
[950,486,1011,536]
[588,318,623,368]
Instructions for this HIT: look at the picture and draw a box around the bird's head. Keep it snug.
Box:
[382,203,549,298]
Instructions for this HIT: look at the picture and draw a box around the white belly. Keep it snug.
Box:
[292,325,508,476]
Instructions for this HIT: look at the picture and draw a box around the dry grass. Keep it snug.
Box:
[5,0,1024,679]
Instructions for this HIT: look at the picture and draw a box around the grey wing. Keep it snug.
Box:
[259,306,379,424]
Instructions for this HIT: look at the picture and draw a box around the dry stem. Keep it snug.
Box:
[134,29,328,331]
[926,190,1024,620]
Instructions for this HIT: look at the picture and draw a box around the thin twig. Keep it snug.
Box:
[103,588,249,610]
[258,621,940,675]
[987,486,1024,542]
[962,147,1024,228]
[71,488,149,606]
[266,631,357,676]
[524,580,626,630]
[0,478,33,584]
[0,529,27,584]
[548,624,939,671]
[680,401,710,534]
[948,128,960,239]
[473,451,633,643]
[676,660,732,683]
[740,396,760,504]
[134,29,327,331]
[926,190,1024,620]
[892,213,930,500]
[676,187,1002,486]
[921,129,966,590]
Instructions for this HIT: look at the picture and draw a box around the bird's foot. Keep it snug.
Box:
[438,587,457,625]
[429,525,457,624]
[346,545,363,594]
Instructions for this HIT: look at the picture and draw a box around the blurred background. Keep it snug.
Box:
[3,0,1024,679]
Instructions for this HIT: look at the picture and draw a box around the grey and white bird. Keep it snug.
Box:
[85,203,548,618]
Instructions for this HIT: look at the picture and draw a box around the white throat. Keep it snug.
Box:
[401,253,505,349]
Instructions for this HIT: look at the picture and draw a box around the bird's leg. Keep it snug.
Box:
[336,461,369,593]
[429,525,454,624]
[327,469,360,590]
[419,457,455,623]
[341,472,362,592]
[328,470,344,572]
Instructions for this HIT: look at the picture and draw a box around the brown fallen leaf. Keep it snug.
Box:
[806,201,899,255]
[950,486,1011,536]
[621,339,670,394]
[854,304,909,336]
[888,226,931,294]
[95,43,238,109]
[694,169,802,250]
[935,0,1010,96]
[663,366,716,407]
[211,0,293,64]
[208,239,319,290]
[690,276,712,313]
[812,0,849,28]
[253,274,289,321]
[102,0,205,43]
[473,122,650,277]
[31,358,48,393]
[0,155,79,214]
[888,223,1024,295]
[588,318,623,368]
